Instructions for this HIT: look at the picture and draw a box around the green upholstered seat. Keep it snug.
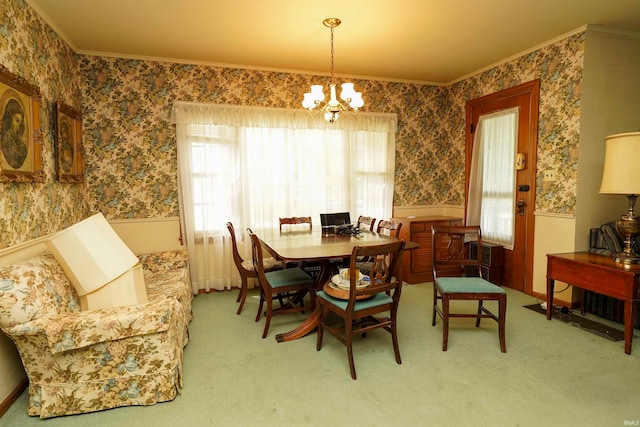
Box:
[436,277,506,294]
[317,290,392,311]
[266,268,315,288]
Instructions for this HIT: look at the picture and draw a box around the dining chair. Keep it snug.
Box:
[316,239,406,380]
[356,215,376,232]
[248,230,316,338]
[227,222,283,315]
[279,216,312,231]
[431,225,507,352]
[377,219,402,237]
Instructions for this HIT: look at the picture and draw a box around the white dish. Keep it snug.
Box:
[331,274,369,290]
[339,268,364,282]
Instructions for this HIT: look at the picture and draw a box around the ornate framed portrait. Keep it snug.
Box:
[0,64,43,182]
[55,102,84,183]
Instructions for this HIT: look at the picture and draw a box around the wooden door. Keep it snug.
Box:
[465,80,539,294]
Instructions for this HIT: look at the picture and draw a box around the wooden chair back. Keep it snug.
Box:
[279,216,312,231]
[344,240,406,307]
[431,225,482,279]
[356,216,376,232]
[227,221,249,273]
[377,219,402,237]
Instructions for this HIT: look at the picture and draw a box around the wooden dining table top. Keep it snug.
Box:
[257,229,417,261]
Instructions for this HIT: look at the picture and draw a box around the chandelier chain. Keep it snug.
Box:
[330,26,335,83]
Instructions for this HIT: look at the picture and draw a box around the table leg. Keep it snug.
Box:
[546,276,554,320]
[275,260,332,343]
[624,300,636,355]
[275,311,319,342]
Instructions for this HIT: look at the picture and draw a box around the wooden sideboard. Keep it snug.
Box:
[392,215,462,284]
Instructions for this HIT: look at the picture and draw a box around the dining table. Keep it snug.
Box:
[256,228,416,342]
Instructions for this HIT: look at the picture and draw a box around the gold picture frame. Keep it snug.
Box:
[55,102,84,183]
[0,64,43,182]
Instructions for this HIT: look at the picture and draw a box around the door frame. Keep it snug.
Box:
[465,79,540,295]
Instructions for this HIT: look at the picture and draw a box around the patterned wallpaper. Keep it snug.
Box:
[80,31,583,219]
[0,0,88,248]
[1,0,584,248]
[448,35,584,215]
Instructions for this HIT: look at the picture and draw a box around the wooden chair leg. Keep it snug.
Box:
[432,286,438,326]
[255,292,265,322]
[475,300,483,327]
[316,304,324,351]
[345,321,357,380]
[498,295,507,353]
[391,320,402,364]
[236,276,249,315]
[442,296,450,351]
[262,295,272,339]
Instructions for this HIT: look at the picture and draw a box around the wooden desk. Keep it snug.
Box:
[546,252,640,354]
[258,230,413,342]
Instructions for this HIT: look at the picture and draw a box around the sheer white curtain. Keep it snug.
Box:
[171,102,397,293]
[466,107,518,249]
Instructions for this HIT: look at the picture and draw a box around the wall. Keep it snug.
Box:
[80,34,586,222]
[80,58,455,219]
[109,217,182,254]
[0,0,88,409]
[576,27,640,249]
[0,1,88,248]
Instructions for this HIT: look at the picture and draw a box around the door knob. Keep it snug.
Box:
[516,199,526,215]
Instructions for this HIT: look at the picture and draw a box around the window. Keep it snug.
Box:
[172,103,397,291]
[467,108,518,249]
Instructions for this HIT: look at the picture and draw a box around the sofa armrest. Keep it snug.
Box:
[6,297,179,354]
[137,250,188,274]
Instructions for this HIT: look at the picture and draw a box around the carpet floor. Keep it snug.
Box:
[3,283,640,426]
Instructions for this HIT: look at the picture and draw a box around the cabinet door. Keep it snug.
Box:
[410,230,432,274]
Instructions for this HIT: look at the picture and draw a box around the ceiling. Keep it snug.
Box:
[27,0,640,84]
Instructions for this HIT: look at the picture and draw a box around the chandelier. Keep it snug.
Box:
[302,18,364,123]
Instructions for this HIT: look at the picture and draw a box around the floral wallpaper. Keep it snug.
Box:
[1,0,584,248]
[447,34,584,214]
[0,0,88,249]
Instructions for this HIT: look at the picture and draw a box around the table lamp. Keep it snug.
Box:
[599,132,640,265]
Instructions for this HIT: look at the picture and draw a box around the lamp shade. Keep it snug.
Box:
[46,213,139,295]
[599,132,640,195]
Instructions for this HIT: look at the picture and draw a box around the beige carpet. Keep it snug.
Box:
[2,283,640,426]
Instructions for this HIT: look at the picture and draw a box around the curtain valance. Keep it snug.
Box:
[171,102,397,132]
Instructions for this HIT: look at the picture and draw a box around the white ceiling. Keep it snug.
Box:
[27,0,640,84]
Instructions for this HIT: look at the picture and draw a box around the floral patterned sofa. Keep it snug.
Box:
[0,248,193,419]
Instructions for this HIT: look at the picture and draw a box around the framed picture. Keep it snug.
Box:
[0,64,43,182]
[55,102,84,183]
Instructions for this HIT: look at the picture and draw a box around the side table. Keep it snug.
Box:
[546,252,640,355]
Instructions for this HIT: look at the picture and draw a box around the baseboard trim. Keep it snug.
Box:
[0,379,27,418]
